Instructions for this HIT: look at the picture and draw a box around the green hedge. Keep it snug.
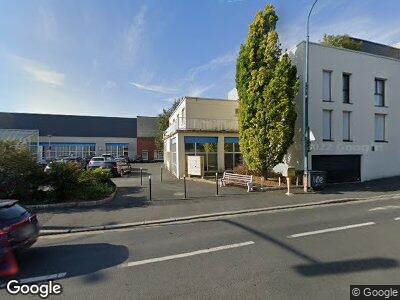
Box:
[0,141,115,204]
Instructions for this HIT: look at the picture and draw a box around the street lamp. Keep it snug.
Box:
[303,0,319,192]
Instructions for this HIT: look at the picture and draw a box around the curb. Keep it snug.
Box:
[39,192,400,236]
[26,190,117,210]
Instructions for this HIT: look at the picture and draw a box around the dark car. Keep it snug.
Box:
[88,161,119,177]
[99,161,119,177]
[0,200,40,250]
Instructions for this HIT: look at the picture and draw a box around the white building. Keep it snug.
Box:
[164,39,400,183]
[281,40,400,183]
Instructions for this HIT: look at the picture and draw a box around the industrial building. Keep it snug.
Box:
[0,112,160,161]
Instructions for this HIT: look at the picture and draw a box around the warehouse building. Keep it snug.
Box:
[0,112,160,161]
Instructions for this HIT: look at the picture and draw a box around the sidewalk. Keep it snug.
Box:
[36,163,400,230]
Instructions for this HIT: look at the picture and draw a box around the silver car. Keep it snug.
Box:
[87,157,106,168]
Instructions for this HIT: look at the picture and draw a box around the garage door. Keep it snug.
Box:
[312,155,361,183]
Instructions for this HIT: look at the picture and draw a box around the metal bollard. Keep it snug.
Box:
[296,176,299,187]
[140,168,143,186]
[278,176,281,186]
[183,176,187,199]
[160,166,163,182]
[148,175,152,201]
[215,172,219,196]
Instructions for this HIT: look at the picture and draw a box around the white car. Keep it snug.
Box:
[87,157,106,168]
[101,154,115,161]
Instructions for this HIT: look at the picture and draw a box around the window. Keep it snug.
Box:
[106,143,129,158]
[322,110,332,141]
[184,136,218,172]
[375,79,385,106]
[343,73,350,103]
[343,111,351,141]
[142,150,149,161]
[322,70,332,102]
[224,138,242,171]
[374,114,386,142]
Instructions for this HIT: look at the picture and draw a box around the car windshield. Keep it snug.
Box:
[0,204,27,220]
[91,158,104,162]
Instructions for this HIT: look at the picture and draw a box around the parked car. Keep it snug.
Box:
[99,161,119,177]
[87,157,106,169]
[87,158,118,176]
[0,230,19,276]
[0,200,40,250]
[101,154,115,161]
[115,157,131,175]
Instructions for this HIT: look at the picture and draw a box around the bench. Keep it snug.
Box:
[219,172,254,192]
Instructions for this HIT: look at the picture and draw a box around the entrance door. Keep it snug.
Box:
[312,155,361,183]
[142,150,149,161]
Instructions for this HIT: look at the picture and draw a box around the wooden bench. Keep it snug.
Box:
[219,172,254,192]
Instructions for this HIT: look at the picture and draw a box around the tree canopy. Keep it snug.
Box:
[235,4,299,176]
[155,99,180,150]
[321,34,362,51]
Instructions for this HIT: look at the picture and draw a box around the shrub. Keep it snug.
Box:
[78,168,112,185]
[0,141,46,201]
[46,161,83,201]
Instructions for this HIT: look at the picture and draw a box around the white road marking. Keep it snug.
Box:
[288,222,376,238]
[394,217,400,221]
[369,205,400,211]
[117,241,255,268]
[0,272,66,288]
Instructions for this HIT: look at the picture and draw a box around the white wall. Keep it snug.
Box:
[286,41,400,181]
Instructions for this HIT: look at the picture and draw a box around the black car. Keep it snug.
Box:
[88,161,119,177]
[0,200,40,250]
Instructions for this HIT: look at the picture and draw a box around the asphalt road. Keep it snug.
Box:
[2,197,400,299]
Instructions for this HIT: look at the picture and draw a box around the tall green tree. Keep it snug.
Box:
[236,4,298,176]
[321,34,362,51]
[155,99,180,150]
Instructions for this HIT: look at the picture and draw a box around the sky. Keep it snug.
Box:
[1,0,400,118]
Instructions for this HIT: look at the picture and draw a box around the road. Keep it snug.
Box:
[2,197,400,299]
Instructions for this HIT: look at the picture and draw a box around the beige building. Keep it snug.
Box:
[163,97,241,178]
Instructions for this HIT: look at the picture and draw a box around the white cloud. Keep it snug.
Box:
[129,81,179,94]
[10,55,65,86]
[123,6,147,58]
[188,49,238,81]
[187,84,214,97]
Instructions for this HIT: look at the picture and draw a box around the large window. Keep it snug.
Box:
[375,79,385,106]
[322,110,332,141]
[323,70,332,102]
[374,114,386,142]
[184,136,218,173]
[342,111,351,141]
[106,143,129,158]
[42,143,95,160]
[343,73,350,103]
[224,137,242,171]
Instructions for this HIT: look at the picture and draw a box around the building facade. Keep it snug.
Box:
[137,116,163,161]
[163,97,241,178]
[0,112,159,161]
[277,40,400,182]
[165,39,400,183]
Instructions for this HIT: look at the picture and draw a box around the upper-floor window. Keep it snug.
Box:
[374,79,385,107]
[342,111,351,141]
[322,70,332,102]
[374,114,386,142]
[322,109,333,141]
[343,73,350,103]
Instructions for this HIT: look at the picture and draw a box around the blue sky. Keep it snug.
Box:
[1,0,400,117]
